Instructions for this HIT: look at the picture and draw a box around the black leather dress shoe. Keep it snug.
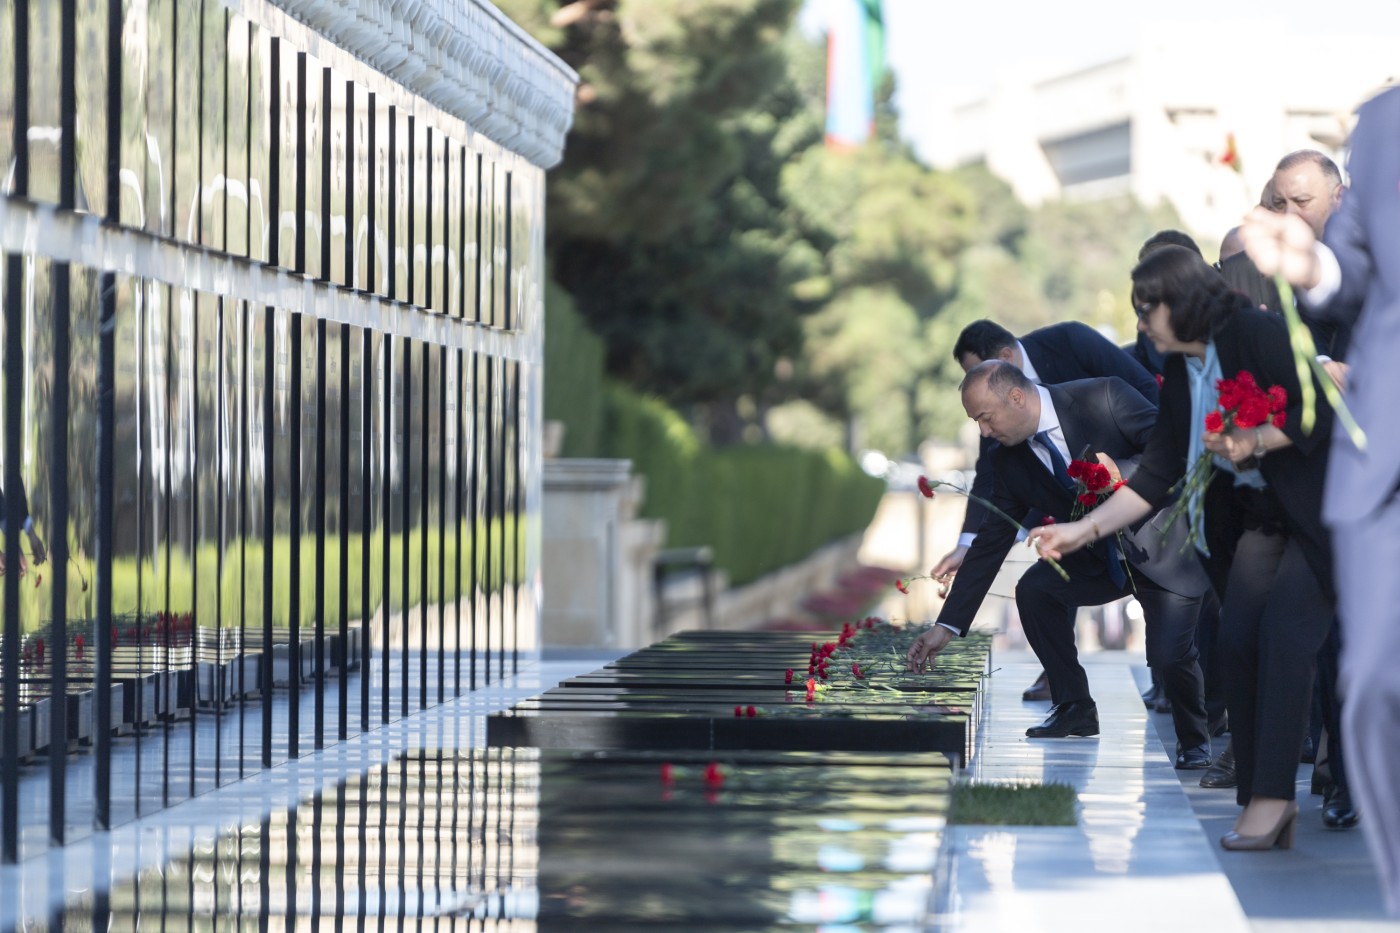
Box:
[1022,670,1051,702]
[1199,741,1236,788]
[1322,785,1359,829]
[1175,742,1212,770]
[1026,700,1099,738]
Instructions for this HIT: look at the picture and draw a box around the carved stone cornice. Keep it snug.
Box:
[270,0,578,168]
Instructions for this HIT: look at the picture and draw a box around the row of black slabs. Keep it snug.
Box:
[480,625,991,928]
[49,626,988,929]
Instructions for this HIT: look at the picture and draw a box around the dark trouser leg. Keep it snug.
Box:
[1218,529,1333,805]
[1193,588,1228,729]
[1136,584,1209,750]
[1316,622,1349,794]
[1016,562,1124,706]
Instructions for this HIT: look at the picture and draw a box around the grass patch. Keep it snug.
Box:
[949,781,1077,826]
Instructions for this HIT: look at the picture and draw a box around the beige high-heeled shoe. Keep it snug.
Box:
[1220,801,1299,851]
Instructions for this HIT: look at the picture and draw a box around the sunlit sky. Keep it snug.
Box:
[802,0,1400,161]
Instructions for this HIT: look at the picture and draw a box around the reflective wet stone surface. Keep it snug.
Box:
[52,748,952,929]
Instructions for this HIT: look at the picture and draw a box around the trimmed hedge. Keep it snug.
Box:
[600,382,883,587]
[543,281,883,587]
[21,518,522,633]
[543,277,606,458]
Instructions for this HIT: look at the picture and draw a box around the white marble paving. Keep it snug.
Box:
[932,656,1250,933]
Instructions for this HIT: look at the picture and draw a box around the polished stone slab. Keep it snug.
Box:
[488,705,973,759]
[489,629,990,763]
[47,747,953,929]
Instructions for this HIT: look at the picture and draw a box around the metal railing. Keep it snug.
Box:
[0,0,557,862]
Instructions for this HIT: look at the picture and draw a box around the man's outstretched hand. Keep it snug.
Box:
[906,625,954,673]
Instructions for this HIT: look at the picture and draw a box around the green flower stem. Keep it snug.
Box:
[1276,276,1366,450]
[927,479,1069,581]
[1161,445,1219,552]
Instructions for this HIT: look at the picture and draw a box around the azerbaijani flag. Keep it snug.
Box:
[824,0,885,150]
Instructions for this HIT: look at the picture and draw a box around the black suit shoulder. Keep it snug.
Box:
[1021,321,1159,404]
[1219,252,1281,312]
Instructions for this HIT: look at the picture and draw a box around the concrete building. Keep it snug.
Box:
[921,23,1397,244]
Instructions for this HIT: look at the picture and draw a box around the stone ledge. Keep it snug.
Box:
[266,0,579,168]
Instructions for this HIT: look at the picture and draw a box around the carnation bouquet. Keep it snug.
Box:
[1163,370,1286,551]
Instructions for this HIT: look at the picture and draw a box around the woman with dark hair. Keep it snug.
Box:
[1030,244,1338,850]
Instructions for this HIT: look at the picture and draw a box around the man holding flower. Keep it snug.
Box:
[906,360,1212,765]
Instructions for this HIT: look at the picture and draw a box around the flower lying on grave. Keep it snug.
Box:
[785,668,794,684]
[660,763,674,784]
[703,762,725,788]
[746,704,757,718]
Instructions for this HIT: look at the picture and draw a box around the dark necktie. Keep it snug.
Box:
[1033,430,1127,588]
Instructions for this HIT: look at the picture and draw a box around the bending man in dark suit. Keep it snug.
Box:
[907,361,1211,763]
[1243,84,1400,913]
[938,319,1159,700]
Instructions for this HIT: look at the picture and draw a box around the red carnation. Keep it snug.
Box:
[1267,385,1287,411]
[917,475,937,499]
[703,762,724,788]
[660,763,674,784]
[1041,516,1056,525]
[1217,379,1242,411]
[1234,395,1272,429]
[785,668,793,684]
[734,705,743,717]
[1204,411,1225,434]
[1236,370,1258,390]
[1066,460,1086,480]
[1078,492,1098,507]
[851,663,863,679]
[895,579,908,594]
[746,705,757,718]
[806,678,816,701]
[1271,412,1285,429]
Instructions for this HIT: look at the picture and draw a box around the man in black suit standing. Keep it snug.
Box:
[1221,150,1350,368]
[1244,85,1400,912]
[936,319,1158,699]
[907,362,1211,764]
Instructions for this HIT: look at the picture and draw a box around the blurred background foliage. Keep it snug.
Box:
[508,0,1186,575]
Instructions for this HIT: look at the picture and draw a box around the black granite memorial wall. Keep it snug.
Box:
[0,0,574,861]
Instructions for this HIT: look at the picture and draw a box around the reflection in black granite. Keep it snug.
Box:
[45,747,949,929]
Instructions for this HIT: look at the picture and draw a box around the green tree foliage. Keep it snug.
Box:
[496,0,825,439]
[506,1,1193,457]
